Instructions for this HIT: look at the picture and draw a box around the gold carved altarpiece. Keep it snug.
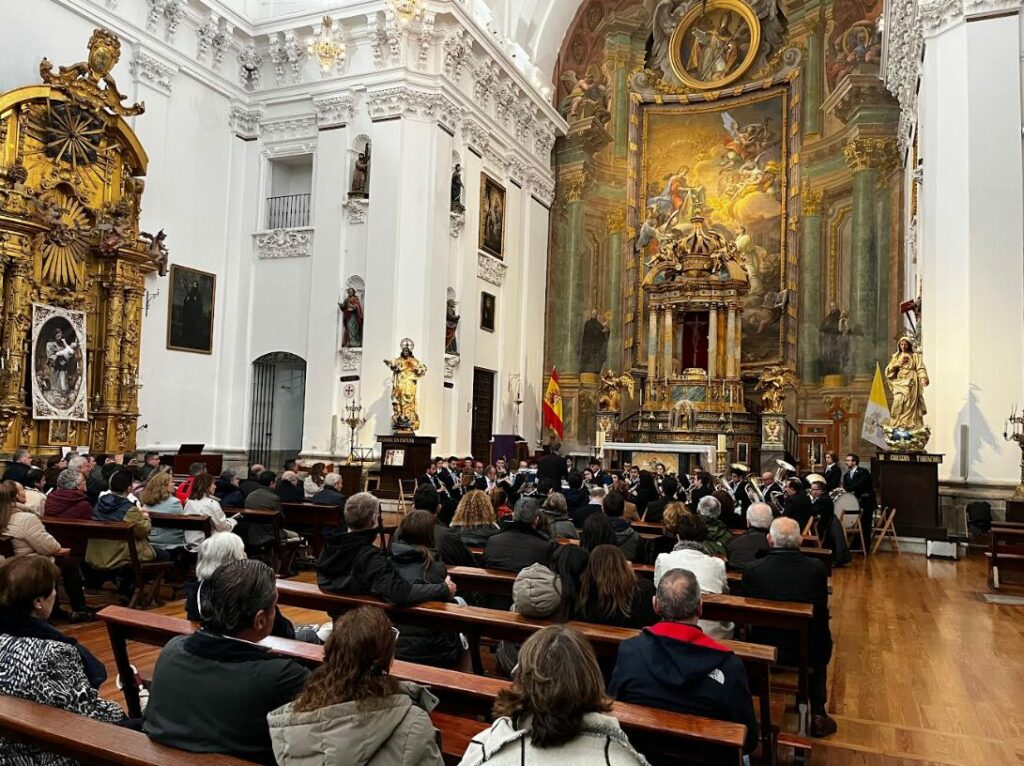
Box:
[0,29,164,456]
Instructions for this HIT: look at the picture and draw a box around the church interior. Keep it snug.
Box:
[0,0,1023,764]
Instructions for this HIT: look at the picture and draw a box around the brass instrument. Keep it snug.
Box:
[774,458,796,485]
[805,473,827,486]
[745,477,765,506]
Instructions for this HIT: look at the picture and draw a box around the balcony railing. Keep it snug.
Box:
[266,193,311,229]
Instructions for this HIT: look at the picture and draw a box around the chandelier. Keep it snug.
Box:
[390,0,422,24]
[307,16,344,73]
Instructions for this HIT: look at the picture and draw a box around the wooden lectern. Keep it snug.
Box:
[160,450,223,477]
[375,434,436,496]
[872,452,945,539]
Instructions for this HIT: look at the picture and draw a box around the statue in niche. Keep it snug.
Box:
[384,339,427,432]
[579,309,609,374]
[885,337,929,431]
[451,164,464,212]
[819,301,854,375]
[598,370,635,412]
[445,298,460,355]
[558,65,610,124]
[756,365,798,414]
[349,144,370,198]
[340,288,364,348]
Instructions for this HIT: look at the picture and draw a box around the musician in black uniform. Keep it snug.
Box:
[690,472,714,507]
[781,478,813,531]
[808,480,836,549]
[823,451,842,492]
[760,471,784,516]
[727,465,753,530]
[842,453,876,550]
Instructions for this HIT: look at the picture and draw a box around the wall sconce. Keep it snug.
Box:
[307,16,345,73]
[144,288,160,317]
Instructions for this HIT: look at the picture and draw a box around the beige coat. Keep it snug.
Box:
[3,510,61,559]
[15,488,46,517]
[85,505,156,570]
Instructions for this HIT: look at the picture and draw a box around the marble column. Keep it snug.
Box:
[875,179,893,366]
[802,18,824,136]
[799,184,824,381]
[605,37,632,158]
[707,304,719,378]
[663,308,674,377]
[725,307,737,378]
[560,172,588,375]
[605,209,626,371]
[647,304,658,379]
[734,306,743,375]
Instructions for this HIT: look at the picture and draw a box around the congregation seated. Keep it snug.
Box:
[268,605,445,766]
[172,461,207,505]
[44,467,93,519]
[482,498,557,572]
[302,462,326,499]
[184,472,238,533]
[144,559,310,765]
[574,485,607,528]
[413,484,474,566]
[139,451,161,481]
[561,471,590,519]
[238,464,265,498]
[214,468,244,508]
[741,517,837,737]
[0,556,124,762]
[460,625,648,765]
[450,489,501,547]
[695,495,730,557]
[318,492,456,607]
[642,476,678,524]
[276,471,305,503]
[1,448,33,485]
[184,532,320,644]
[580,512,618,552]
[488,486,513,521]
[140,470,192,553]
[608,568,759,756]
[604,491,641,561]
[629,470,660,519]
[540,492,578,539]
[309,472,346,509]
[246,471,282,511]
[644,501,688,564]
[576,544,656,629]
[389,510,463,668]
[13,468,46,516]
[726,502,773,571]
[653,514,733,640]
[87,470,169,582]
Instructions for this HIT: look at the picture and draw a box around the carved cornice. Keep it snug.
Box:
[801,182,824,215]
[261,115,317,143]
[254,228,313,259]
[366,87,463,128]
[314,94,356,128]
[130,48,178,95]
[228,104,264,139]
[843,138,899,172]
[606,208,627,234]
[477,252,507,286]
[443,27,470,82]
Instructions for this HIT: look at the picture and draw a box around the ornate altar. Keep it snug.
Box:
[0,29,164,455]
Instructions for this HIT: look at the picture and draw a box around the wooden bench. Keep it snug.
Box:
[225,507,303,575]
[988,521,1024,589]
[146,511,213,539]
[0,694,256,766]
[99,606,747,764]
[280,502,342,556]
[42,517,173,608]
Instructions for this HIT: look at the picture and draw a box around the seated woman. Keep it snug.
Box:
[269,605,444,766]
[0,556,123,762]
[0,483,92,622]
[644,501,689,564]
[140,470,195,555]
[450,489,500,547]
[184,472,238,533]
[629,471,660,520]
[489,486,513,522]
[302,462,326,499]
[580,512,617,553]
[653,513,733,640]
[459,625,649,765]
[696,495,731,558]
[389,510,462,668]
[185,532,320,644]
[576,544,656,629]
[540,492,578,539]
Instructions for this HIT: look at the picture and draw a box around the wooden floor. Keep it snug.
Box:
[62,551,1024,766]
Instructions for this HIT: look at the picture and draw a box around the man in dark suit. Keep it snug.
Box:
[643,476,678,523]
[742,518,836,738]
[760,471,783,516]
[690,472,714,507]
[781,478,812,532]
[2,448,33,484]
[842,453,876,550]
[561,471,590,519]
[727,466,753,530]
[823,452,842,492]
[537,444,569,487]
[808,481,836,548]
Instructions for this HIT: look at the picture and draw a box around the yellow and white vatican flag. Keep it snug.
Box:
[861,363,891,449]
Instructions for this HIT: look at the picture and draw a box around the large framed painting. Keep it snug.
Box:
[669,0,761,91]
[478,173,506,259]
[638,87,789,368]
[167,264,216,354]
[31,303,88,421]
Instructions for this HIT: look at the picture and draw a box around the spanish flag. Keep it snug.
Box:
[543,368,564,439]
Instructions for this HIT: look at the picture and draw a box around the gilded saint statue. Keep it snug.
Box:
[755,365,798,414]
[598,370,635,412]
[885,337,929,431]
[384,339,427,432]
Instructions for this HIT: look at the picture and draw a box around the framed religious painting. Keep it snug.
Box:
[478,173,506,259]
[31,303,88,421]
[669,0,761,91]
[480,292,496,332]
[167,264,216,354]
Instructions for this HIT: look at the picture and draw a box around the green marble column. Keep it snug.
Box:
[802,18,824,136]
[560,172,588,375]
[606,36,631,159]
[605,209,626,372]
[875,182,892,366]
[799,185,824,381]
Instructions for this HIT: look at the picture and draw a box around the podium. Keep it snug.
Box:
[872,452,945,539]
[159,452,223,476]
[375,434,436,495]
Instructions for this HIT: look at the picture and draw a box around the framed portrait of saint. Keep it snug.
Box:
[669,0,760,91]
[31,303,88,421]
[478,173,506,259]
[167,264,216,354]
[480,292,496,333]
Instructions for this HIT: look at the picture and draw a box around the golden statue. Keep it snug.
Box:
[755,365,798,413]
[598,370,635,412]
[39,28,144,117]
[384,339,427,432]
[885,337,929,431]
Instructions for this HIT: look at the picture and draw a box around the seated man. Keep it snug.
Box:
[276,470,305,503]
[604,490,641,561]
[144,559,310,765]
[310,472,346,509]
[726,502,773,571]
[572,485,605,528]
[561,471,590,518]
[781,478,813,531]
[609,568,759,756]
[214,468,244,508]
[741,517,836,737]
[238,464,265,498]
[482,497,557,572]
[642,476,678,523]
[318,492,455,606]
[413,484,474,566]
[245,471,282,511]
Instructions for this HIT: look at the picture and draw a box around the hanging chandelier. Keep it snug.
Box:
[390,0,422,24]
[307,16,344,73]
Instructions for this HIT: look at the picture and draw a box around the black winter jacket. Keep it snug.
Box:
[389,541,461,667]
[482,521,557,572]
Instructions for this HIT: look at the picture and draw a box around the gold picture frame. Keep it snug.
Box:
[167,264,217,354]
[478,173,506,259]
[669,0,761,91]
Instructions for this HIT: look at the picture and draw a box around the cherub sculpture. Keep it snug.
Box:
[139,229,169,277]
[598,370,635,412]
[755,365,798,414]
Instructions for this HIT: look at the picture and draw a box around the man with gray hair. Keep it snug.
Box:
[742,517,836,737]
[696,494,730,557]
[482,496,557,572]
[609,568,759,754]
[275,470,304,503]
[726,501,773,570]
[43,467,94,519]
[309,472,345,509]
[2,447,33,484]
[318,491,456,606]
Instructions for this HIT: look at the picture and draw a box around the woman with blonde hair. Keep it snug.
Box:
[450,489,500,547]
[269,606,444,766]
[140,469,194,552]
[459,625,648,764]
[645,501,690,564]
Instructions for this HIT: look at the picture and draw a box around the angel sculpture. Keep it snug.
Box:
[140,229,169,277]
[755,365,798,414]
[650,0,686,80]
[558,65,610,124]
[598,370,635,412]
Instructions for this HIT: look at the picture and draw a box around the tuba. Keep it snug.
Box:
[745,473,765,505]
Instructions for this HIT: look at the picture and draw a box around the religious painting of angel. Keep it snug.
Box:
[640,88,788,367]
[670,0,760,90]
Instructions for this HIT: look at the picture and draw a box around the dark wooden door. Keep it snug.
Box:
[471,368,495,462]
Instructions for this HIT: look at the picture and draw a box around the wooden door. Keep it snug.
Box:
[471,368,495,462]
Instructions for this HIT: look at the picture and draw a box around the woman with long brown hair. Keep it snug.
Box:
[303,462,326,498]
[450,489,500,547]
[184,472,237,533]
[459,625,649,764]
[269,606,444,766]
[576,544,657,629]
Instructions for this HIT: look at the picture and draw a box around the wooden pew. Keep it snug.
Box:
[225,507,302,575]
[0,694,255,766]
[146,511,213,539]
[42,517,172,608]
[280,502,342,556]
[99,606,747,764]
[988,521,1024,588]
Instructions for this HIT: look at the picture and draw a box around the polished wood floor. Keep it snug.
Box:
[62,551,1024,766]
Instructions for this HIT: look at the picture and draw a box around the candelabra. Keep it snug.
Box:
[344,400,366,465]
[1004,405,1024,499]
